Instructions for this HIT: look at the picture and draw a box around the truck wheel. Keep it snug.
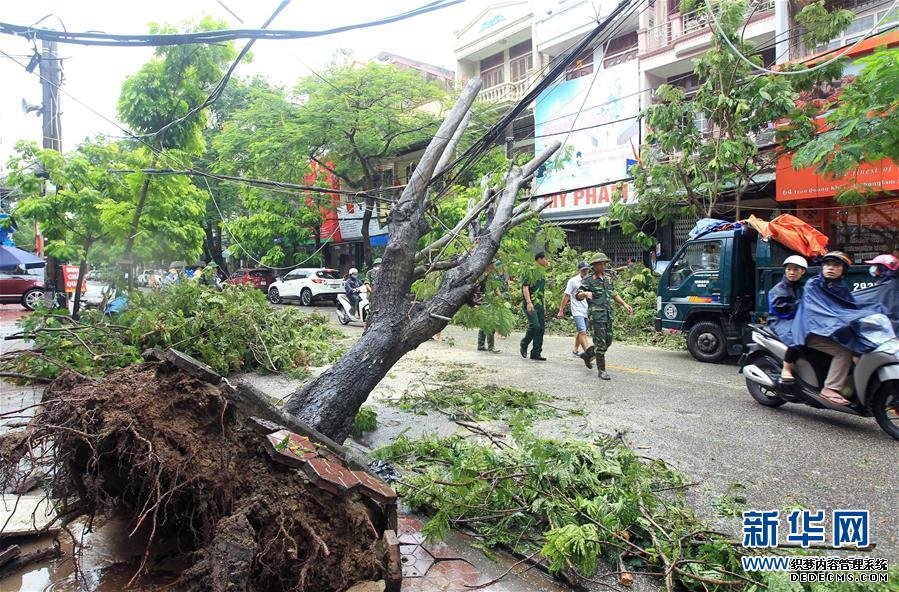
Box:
[687,321,728,363]
[871,381,899,441]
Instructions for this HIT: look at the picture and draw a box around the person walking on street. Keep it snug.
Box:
[476,261,501,353]
[577,253,633,380]
[557,260,594,368]
[520,252,549,361]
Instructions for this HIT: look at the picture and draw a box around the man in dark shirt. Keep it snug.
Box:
[520,252,549,361]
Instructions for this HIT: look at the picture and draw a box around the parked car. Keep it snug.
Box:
[86,269,103,282]
[225,268,276,291]
[267,268,344,306]
[0,270,45,310]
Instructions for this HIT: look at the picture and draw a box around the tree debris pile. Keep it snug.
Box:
[2,282,344,382]
[0,358,392,591]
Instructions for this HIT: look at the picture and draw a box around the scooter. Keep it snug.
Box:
[336,285,370,325]
[740,324,899,440]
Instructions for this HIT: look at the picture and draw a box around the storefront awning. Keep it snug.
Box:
[545,217,602,226]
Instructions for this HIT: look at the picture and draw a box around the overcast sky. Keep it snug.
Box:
[0,0,478,167]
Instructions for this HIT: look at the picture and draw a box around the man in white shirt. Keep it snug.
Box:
[557,261,594,368]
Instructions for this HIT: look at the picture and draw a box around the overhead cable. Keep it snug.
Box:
[0,0,466,46]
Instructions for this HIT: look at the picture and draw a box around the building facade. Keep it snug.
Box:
[454,0,899,264]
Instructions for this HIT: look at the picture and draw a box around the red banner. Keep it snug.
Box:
[62,265,87,293]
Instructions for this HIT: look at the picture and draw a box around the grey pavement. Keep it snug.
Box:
[293,302,899,562]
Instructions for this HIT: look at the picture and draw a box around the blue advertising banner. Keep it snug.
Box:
[534,58,640,219]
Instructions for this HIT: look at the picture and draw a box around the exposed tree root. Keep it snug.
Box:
[0,361,387,591]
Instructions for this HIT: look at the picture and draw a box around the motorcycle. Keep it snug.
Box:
[336,285,370,325]
[740,324,899,440]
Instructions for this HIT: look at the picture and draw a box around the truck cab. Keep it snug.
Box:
[656,229,872,362]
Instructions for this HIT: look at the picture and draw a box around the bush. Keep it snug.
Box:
[7,282,345,380]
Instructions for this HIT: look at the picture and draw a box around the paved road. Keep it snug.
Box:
[292,302,899,561]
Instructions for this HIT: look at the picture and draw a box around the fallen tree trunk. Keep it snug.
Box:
[283,78,560,443]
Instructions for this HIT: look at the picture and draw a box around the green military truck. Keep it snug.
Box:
[655,229,874,362]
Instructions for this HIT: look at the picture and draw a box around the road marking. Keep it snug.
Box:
[607,364,657,375]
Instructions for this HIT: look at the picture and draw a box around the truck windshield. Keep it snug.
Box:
[668,241,722,289]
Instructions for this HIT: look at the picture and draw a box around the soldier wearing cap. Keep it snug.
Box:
[520,252,549,361]
[576,253,633,380]
[365,257,383,291]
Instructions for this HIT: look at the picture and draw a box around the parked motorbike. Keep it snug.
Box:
[740,324,899,440]
[336,285,370,325]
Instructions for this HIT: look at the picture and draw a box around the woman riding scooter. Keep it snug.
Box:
[767,255,808,383]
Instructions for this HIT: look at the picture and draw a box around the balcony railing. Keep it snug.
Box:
[642,0,774,52]
[683,0,774,33]
[477,70,536,104]
[644,21,673,51]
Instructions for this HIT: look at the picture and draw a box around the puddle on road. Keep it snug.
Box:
[0,516,183,592]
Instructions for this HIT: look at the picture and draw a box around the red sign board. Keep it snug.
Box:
[62,265,88,293]
[777,154,899,202]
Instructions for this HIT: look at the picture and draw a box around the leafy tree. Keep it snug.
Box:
[211,83,327,267]
[606,0,843,245]
[198,76,276,272]
[290,62,448,265]
[116,17,236,275]
[7,141,128,317]
[790,46,899,201]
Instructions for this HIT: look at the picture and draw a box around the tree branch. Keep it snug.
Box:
[415,182,496,264]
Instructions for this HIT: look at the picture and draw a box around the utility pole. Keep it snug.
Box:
[38,40,65,306]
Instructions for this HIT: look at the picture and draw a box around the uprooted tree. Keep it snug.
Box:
[283,79,561,442]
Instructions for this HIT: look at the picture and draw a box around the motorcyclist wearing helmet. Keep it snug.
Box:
[865,253,899,285]
[803,251,856,405]
[768,255,808,382]
[345,268,364,318]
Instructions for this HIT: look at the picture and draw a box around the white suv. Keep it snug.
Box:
[267,268,345,306]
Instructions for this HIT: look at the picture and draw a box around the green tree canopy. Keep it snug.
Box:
[115,17,237,277]
[214,60,450,266]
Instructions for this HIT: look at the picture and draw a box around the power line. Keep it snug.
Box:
[429,0,639,191]
[0,0,466,46]
[146,0,292,140]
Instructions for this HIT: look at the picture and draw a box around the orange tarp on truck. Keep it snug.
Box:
[744,214,829,258]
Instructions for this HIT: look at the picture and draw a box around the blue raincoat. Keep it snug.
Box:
[854,277,898,334]
[767,277,803,343]
[786,274,895,353]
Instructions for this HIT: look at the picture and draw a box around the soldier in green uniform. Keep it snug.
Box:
[365,257,383,290]
[520,252,549,361]
[576,253,633,379]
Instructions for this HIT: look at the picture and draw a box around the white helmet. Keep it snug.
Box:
[349,268,358,275]
[783,255,808,269]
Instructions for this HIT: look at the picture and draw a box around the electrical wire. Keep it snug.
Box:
[0,0,467,46]
[429,0,640,192]
[704,0,899,74]
[145,0,292,140]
